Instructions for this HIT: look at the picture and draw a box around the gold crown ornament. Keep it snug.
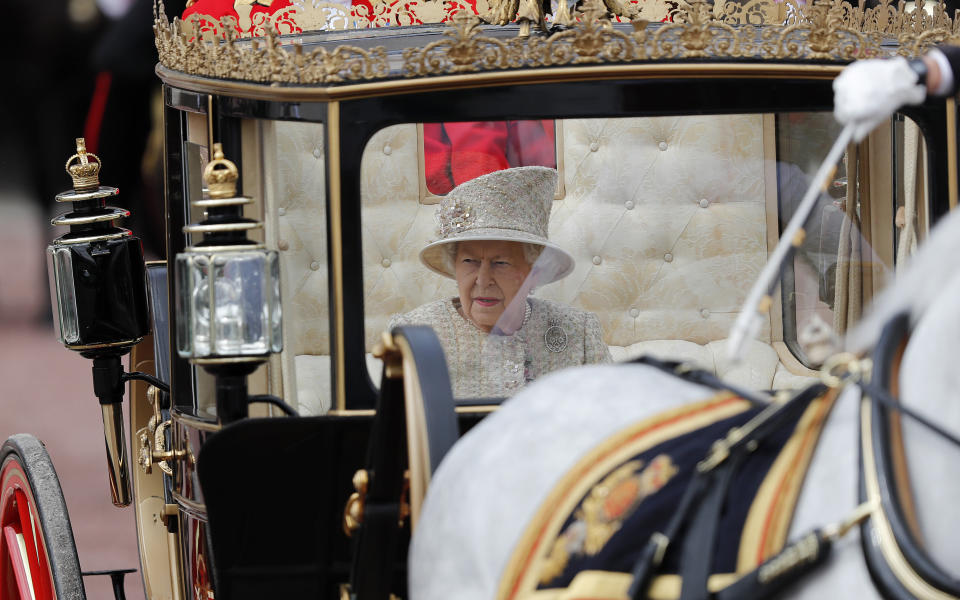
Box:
[65,138,102,191]
[202,143,240,199]
[182,141,263,250]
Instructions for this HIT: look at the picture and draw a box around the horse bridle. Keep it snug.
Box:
[857,312,960,600]
[627,329,960,600]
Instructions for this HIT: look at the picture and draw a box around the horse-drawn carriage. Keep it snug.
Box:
[3,0,960,597]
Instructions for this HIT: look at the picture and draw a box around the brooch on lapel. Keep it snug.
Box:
[544,318,568,353]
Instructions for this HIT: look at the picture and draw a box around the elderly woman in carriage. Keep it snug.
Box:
[7,0,960,599]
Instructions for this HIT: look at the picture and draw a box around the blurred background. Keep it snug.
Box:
[0,0,184,597]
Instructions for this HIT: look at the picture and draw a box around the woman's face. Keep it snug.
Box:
[455,240,532,332]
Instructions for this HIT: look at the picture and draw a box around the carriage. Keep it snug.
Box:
[2,0,959,597]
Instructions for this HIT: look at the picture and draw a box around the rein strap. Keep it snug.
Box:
[626,368,826,600]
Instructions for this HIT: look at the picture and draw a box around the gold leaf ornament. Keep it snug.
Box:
[403,12,513,76]
[155,0,960,84]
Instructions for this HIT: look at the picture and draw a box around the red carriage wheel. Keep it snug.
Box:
[0,434,84,600]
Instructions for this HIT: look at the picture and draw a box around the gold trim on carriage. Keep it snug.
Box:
[5,0,960,598]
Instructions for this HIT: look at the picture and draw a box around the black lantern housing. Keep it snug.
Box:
[47,138,150,357]
[46,138,152,507]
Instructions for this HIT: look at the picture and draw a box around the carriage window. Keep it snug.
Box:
[179,120,330,418]
[357,113,921,398]
[778,113,924,367]
[182,139,218,418]
[259,120,331,416]
[776,113,848,368]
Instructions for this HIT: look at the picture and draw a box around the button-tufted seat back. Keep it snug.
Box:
[265,116,814,415]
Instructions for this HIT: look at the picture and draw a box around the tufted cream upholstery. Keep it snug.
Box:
[265,116,815,415]
[261,120,331,414]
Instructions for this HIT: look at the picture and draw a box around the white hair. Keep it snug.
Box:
[443,241,543,274]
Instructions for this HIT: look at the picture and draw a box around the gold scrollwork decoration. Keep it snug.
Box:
[651,0,751,59]
[343,469,370,536]
[154,1,389,84]
[403,12,519,76]
[136,385,190,477]
[763,0,876,61]
[155,0,960,85]
[533,0,638,64]
[399,0,889,74]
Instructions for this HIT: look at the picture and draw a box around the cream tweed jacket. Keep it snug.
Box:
[389,297,611,398]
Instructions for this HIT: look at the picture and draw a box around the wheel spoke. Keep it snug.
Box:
[13,491,49,600]
[3,525,34,599]
[14,492,39,600]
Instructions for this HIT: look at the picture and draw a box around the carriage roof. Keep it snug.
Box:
[154,0,960,96]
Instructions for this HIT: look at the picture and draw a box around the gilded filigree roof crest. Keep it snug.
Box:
[154,1,389,82]
[154,0,960,85]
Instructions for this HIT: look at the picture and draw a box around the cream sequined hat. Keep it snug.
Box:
[420,166,575,284]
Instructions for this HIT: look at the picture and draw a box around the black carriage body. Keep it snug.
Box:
[140,16,960,600]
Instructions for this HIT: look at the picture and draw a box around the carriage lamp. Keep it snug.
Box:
[175,143,283,424]
[47,138,151,507]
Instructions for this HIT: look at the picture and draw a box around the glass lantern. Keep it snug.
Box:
[174,143,283,366]
[176,249,282,360]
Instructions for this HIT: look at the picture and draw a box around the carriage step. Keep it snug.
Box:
[82,569,137,600]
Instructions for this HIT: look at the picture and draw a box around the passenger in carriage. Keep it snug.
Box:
[389,166,611,398]
[834,46,960,139]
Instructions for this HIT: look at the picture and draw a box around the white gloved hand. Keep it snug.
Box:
[833,57,927,142]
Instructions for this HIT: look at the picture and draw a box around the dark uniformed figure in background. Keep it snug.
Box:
[90,0,188,258]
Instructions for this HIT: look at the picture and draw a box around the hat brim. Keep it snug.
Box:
[420,228,575,285]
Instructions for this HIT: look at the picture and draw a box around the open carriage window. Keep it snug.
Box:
[347,110,936,403]
[360,113,850,399]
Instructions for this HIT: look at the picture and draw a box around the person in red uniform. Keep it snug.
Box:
[424,120,557,196]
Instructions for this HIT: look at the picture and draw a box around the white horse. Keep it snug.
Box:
[408,148,960,599]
